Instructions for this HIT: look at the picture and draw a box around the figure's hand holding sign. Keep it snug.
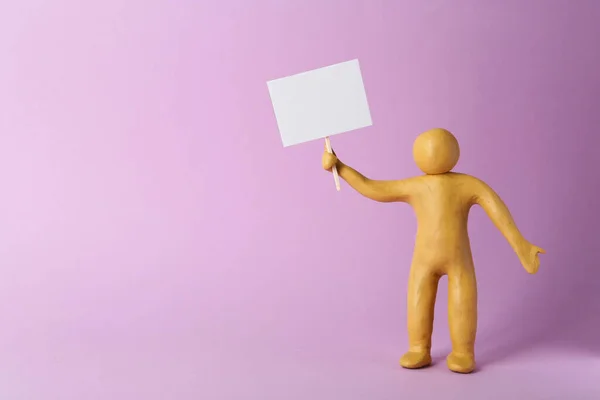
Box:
[267,59,372,191]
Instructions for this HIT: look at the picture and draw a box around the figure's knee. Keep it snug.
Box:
[447,270,478,340]
[448,269,477,305]
[409,265,441,296]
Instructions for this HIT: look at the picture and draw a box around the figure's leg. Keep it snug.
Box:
[447,264,478,373]
[399,262,440,369]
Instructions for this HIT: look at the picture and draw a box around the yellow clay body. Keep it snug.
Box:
[322,128,544,374]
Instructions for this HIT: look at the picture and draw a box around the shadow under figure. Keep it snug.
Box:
[322,128,545,374]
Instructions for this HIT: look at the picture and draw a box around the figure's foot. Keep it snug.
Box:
[399,350,432,369]
[446,352,475,374]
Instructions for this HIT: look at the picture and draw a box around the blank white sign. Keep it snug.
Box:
[267,59,373,147]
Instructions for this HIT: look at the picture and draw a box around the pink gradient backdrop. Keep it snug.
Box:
[1,0,599,399]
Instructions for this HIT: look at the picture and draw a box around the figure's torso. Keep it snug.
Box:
[408,173,476,267]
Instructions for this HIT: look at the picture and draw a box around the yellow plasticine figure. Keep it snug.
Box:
[322,128,545,373]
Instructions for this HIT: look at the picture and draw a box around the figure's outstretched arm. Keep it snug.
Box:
[322,150,413,203]
[471,177,525,249]
[470,176,545,274]
[337,162,413,203]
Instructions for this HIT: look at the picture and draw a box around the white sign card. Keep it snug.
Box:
[267,59,373,190]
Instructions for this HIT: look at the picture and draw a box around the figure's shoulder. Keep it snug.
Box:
[403,174,430,188]
[443,173,490,197]
[405,173,485,190]
[446,173,494,204]
[446,172,483,185]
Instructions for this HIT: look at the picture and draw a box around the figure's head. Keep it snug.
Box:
[412,128,460,175]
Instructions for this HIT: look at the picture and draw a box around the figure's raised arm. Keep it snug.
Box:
[322,149,414,203]
[469,176,545,273]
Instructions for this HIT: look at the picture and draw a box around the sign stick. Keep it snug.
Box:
[325,136,341,191]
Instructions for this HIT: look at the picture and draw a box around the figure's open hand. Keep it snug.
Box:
[517,241,545,274]
[322,145,338,172]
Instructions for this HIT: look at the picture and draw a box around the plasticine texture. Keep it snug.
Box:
[322,128,545,374]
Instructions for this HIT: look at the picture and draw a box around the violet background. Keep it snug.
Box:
[1,0,599,399]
